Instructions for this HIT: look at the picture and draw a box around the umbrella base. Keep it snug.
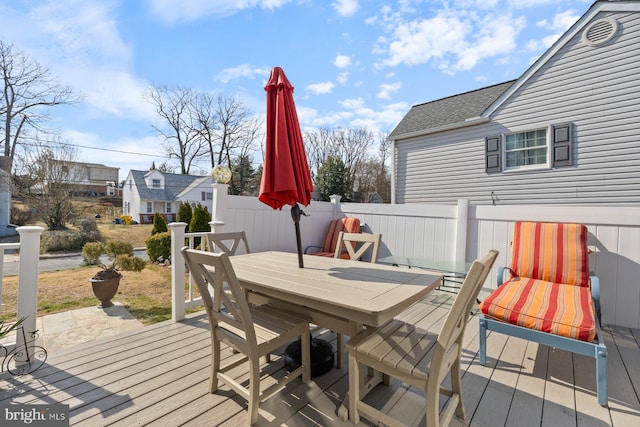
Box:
[283,336,335,378]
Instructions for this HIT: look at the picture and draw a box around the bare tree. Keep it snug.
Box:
[303,126,375,196]
[0,40,80,174]
[145,85,207,174]
[14,138,85,230]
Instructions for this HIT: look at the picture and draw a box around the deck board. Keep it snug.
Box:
[1,291,639,426]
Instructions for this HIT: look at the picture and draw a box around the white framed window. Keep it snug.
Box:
[485,123,572,174]
[166,203,172,213]
[152,179,161,188]
[504,128,549,170]
[147,202,152,213]
[206,192,213,200]
[201,192,206,201]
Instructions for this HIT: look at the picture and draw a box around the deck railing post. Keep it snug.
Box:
[15,226,44,363]
[330,195,342,217]
[211,183,229,224]
[169,222,187,322]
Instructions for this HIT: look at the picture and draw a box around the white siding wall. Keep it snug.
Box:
[210,195,640,329]
[178,183,214,207]
[395,11,640,206]
[122,172,141,220]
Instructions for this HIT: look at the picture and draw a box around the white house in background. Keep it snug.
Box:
[389,0,640,206]
[122,169,214,224]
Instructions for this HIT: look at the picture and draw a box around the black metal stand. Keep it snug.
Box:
[1,327,47,376]
[283,336,334,378]
[291,204,308,268]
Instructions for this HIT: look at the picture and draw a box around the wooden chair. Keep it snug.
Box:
[181,248,311,425]
[330,231,382,367]
[304,217,360,258]
[334,231,381,263]
[347,249,498,427]
[479,221,607,406]
[206,231,250,255]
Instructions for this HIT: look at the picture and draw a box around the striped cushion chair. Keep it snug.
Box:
[304,217,361,259]
[479,221,608,406]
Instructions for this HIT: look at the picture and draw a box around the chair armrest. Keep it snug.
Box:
[590,274,601,323]
[497,266,514,286]
[304,245,323,255]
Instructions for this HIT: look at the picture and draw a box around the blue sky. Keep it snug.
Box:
[0,0,593,180]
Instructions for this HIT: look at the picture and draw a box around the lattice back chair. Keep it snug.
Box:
[334,232,381,263]
[206,231,250,255]
[347,249,498,427]
[181,248,311,425]
[329,231,383,368]
[479,221,607,406]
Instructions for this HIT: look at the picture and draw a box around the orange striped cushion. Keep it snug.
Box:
[480,277,596,342]
[510,222,590,287]
[322,217,361,253]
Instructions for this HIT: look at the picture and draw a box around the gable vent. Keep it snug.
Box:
[582,18,618,46]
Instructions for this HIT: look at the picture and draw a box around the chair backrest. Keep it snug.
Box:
[438,249,499,350]
[181,247,258,349]
[510,221,589,287]
[334,232,381,263]
[322,217,361,253]
[206,231,250,255]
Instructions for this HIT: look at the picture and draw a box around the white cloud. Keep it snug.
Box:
[376,8,525,74]
[528,9,580,51]
[334,54,352,68]
[339,98,364,109]
[337,72,349,85]
[332,0,359,17]
[377,82,402,100]
[215,64,271,83]
[4,0,155,122]
[147,0,293,23]
[306,81,335,95]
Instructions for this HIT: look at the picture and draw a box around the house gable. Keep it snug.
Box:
[391,0,640,206]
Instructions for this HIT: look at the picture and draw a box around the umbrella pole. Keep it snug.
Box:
[291,204,306,268]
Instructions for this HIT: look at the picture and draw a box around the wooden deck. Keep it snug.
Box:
[1,291,639,426]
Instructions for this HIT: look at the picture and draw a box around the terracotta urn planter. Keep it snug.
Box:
[89,276,121,308]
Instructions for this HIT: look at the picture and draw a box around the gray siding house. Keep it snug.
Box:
[389,0,640,206]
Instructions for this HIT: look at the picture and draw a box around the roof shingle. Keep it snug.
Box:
[389,80,516,139]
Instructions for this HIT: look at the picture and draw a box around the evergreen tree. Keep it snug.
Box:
[177,201,192,231]
[189,203,210,247]
[230,155,256,195]
[315,156,350,201]
[151,212,168,235]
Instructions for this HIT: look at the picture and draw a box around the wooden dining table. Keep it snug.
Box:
[229,251,443,419]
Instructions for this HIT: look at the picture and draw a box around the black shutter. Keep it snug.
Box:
[485,136,501,173]
[552,123,573,167]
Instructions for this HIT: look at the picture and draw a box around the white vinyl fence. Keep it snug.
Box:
[173,184,640,329]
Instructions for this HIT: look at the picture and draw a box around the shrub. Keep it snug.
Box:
[104,241,134,258]
[41,230,90,252]
[145,232,171,262]
[116,254,146,272]
[82,242,104,265]
[10,206,35,226]
[151,212,168,235]
[76,217,101,241]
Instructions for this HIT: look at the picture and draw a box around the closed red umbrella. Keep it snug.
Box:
[259,66,314,268]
